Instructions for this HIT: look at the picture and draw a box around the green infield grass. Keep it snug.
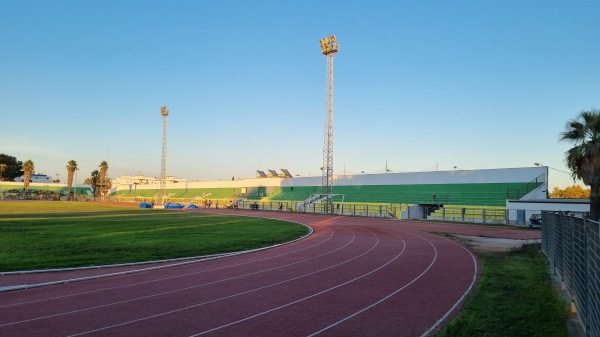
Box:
[436,244,569,337]
[0,201,309,272]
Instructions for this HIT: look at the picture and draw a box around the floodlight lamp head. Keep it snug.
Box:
[319,34,339,55]
[160,106,169,117]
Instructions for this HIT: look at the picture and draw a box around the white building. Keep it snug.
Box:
[14,172,53,183]
[506,198,589,225]
[111,175,188,186]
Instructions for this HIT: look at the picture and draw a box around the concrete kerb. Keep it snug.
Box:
[0,217,314,293]
[0,252,237,293]
[547,262,586,337]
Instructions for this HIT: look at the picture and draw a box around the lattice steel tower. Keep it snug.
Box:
[159,106,169,206]
[319,35,339,213]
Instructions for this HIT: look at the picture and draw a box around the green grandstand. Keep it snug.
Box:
[2,167,547,222]
[109,167,547,208]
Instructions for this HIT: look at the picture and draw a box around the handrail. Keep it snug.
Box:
[506,173,545,200]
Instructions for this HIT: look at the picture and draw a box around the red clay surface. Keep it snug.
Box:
[0,209,540,337]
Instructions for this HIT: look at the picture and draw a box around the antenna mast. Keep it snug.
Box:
[319,35,339,214]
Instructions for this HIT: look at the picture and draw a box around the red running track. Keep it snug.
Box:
[0,210,540,337]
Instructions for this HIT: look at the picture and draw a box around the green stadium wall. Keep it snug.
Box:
[111,167,548,207]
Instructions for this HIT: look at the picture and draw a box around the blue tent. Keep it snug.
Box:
[164,202,185,209]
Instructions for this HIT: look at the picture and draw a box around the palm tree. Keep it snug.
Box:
[87,170,100,199]
[99,161,108,199]
[22,159,34,191]
[560,108,600,220]
[66,160,78,201]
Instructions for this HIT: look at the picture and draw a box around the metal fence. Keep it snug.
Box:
[426,207,507,225]
[238,200,399,218]
[542,211,600,337]
[110,197,513,224]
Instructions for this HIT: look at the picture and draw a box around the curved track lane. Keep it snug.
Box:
[0,210,538,336]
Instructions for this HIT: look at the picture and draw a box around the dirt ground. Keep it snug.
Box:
[453,235,541,253]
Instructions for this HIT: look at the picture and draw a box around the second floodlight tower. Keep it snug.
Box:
[159,105,169,206]
[319,35,339,213]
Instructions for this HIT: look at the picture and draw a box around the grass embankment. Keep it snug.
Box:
[0,201,309,271]
[437,244,569,337]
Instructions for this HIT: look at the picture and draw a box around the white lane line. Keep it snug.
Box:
[0,228,349,327]
[65,228,382,337]
[0,215,314,292]
[186,228,407,337]
[1,227,357,328]
[0,227,334,309]
[307,227,437,336]
[419,234,478,337]
[336,224,478,337]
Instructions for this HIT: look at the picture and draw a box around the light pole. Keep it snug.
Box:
[158,106,169,206]
[534,162,570,174]
[319,34,339,214]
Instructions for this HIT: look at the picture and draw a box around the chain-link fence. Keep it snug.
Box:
[542,212,600,337]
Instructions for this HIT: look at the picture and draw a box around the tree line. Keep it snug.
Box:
[0,154,110,200]
[549,185,590,199]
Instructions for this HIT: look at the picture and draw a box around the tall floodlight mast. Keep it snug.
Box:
[319,35,339,214]
[159,106,169,206]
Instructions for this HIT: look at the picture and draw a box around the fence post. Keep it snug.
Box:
[483,209,486,224]
[570,216,576,315]
[584,219,590,334]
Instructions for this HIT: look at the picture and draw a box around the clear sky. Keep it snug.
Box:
[1,0,598,189]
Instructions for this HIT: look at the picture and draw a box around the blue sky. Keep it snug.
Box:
[1,0,598,189]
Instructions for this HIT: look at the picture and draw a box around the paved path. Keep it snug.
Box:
[0,210,540,336]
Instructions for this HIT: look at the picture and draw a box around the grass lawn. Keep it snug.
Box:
[436,244,569,337]
[0,201,309,271]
